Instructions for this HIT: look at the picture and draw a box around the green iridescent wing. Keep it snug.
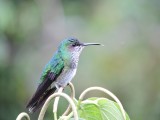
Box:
[26,52,64,112]
[40,52,64,83]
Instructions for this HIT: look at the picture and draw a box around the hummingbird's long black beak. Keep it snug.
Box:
[81,43,103,46]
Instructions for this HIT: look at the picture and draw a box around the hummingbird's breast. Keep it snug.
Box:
[54,46,82,88]
[55,67,77,88]
[64,50,80,69]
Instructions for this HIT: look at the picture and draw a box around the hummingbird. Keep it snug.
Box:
[26,37,102,113]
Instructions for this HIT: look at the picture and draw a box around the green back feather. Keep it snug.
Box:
[39,51,64,83]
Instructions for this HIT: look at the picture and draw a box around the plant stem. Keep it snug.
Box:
[79,86,126,120]
[16,112,30,120]
[53,87,63,119]
[54,112,58,120]
[38,92,78,120]
[62,82,75,116]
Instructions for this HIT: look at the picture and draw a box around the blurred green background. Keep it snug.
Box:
[0,0,160,119]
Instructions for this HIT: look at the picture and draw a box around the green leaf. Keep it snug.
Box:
[69,118,85,120]
[77,97,130,120]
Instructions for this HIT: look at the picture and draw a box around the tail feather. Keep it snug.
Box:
[26,87,57,113]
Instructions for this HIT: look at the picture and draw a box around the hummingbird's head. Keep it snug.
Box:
[59,37,102,60]
[59,38,84,54]
[59,37,102,52]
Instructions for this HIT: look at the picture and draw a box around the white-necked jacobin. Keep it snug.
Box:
[26,37,101,113]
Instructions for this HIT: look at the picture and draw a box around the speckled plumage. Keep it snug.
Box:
[26,38,101,113]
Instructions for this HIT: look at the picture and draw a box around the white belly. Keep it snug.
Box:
[55,68,77,88]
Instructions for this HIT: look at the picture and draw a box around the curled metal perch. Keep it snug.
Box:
[79,86,126,120]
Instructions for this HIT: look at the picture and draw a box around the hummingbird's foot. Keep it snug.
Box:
[55,84,60,89]
[55,83,65,90]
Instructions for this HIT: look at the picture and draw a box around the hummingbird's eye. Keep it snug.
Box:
[72,43,77,47]
[68,38,80,47]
